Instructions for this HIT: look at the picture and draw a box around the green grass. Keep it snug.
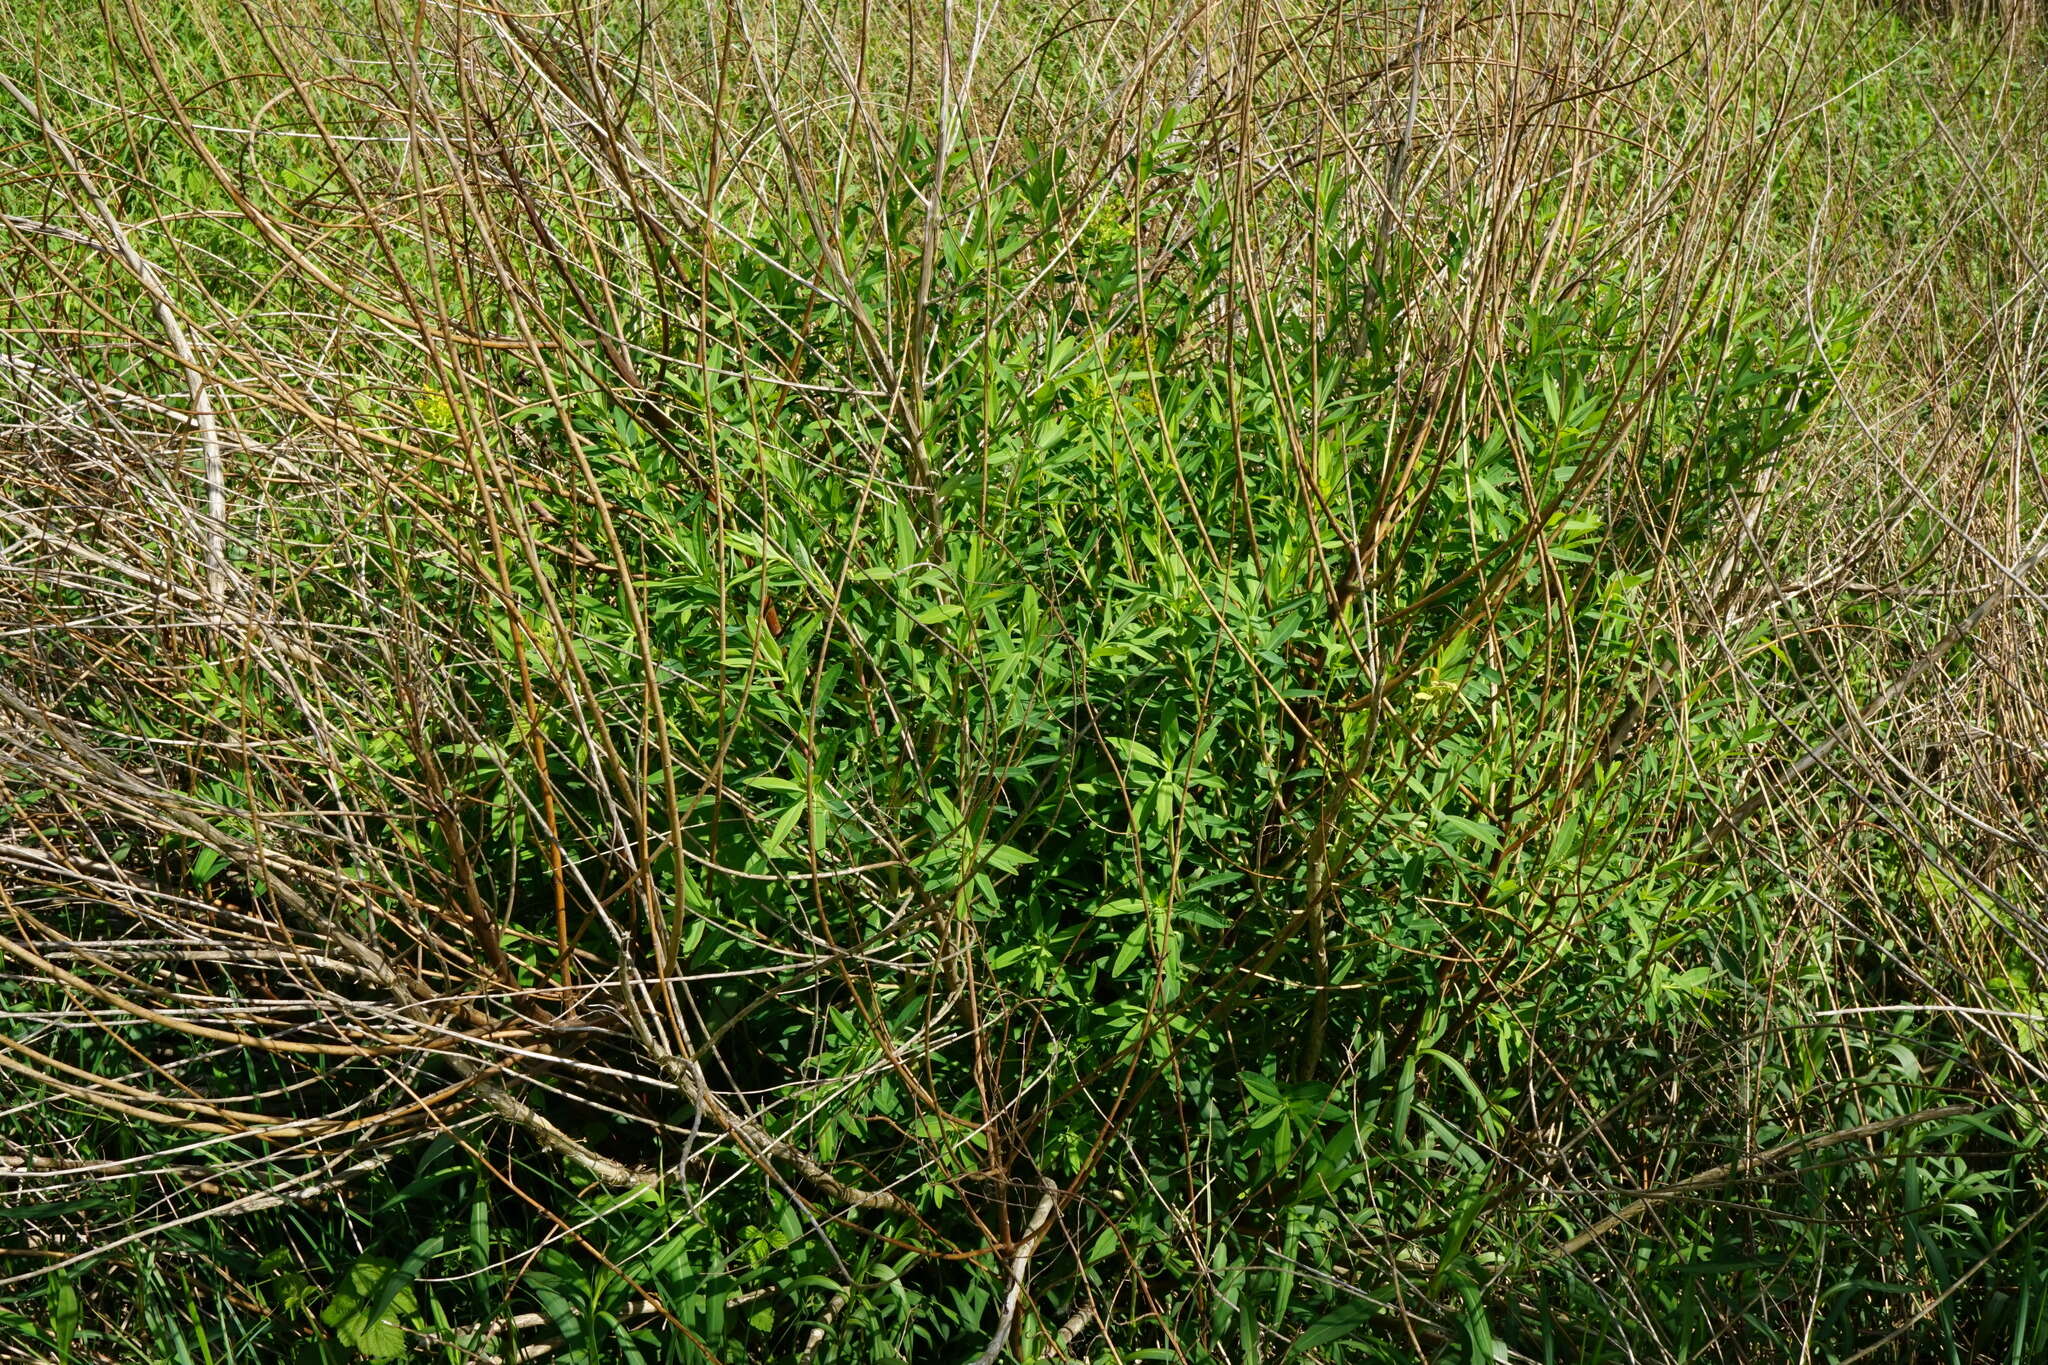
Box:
[1,1,2047,1362]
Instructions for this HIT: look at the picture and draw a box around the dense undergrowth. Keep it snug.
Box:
[2,0,2047,1362]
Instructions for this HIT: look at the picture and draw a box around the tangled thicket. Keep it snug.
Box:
[3,0,2048,1361]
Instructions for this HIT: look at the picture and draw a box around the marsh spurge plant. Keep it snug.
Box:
[4,1,2047,1361]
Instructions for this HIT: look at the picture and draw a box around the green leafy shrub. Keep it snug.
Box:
[5,4,2045,1363]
